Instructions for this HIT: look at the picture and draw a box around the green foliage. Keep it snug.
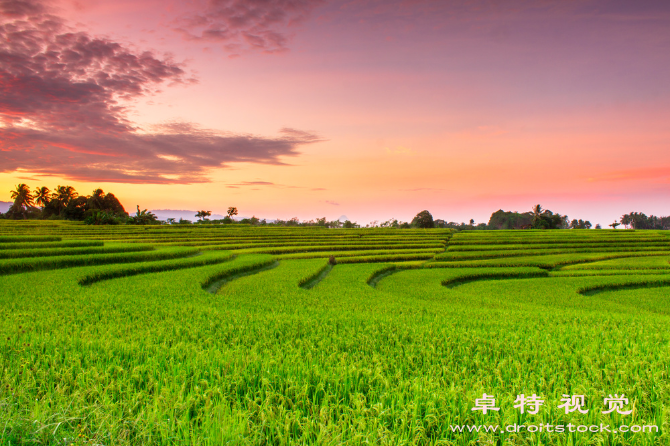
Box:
[620,212,670,229]
[531,207,568,229]
[488,209,533,229]
[8,185,127,221]
[570,218,592,229]
[195,210,212,221]
[127,205,159,225]
[411,210,434,228]
[84,210,125,225]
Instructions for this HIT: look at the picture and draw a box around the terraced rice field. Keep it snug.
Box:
[1,221,669,445]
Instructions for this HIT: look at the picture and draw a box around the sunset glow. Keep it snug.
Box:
[2,0,669,225]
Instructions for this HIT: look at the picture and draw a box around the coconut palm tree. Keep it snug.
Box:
[33,186,51,208]
[10,184,34,209]
[62,186,78,203]
[8,184,35,219]
[52,185,78,208]
[531,204,544,226]
[227,207,238,219]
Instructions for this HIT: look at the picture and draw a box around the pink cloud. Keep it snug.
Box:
[173,0,326,55]
[0,0,323,184]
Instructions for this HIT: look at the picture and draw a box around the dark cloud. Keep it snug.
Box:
[0,0,323,184]
[0,126,323,183]
[0,0,43,17]
[173,0,326,55]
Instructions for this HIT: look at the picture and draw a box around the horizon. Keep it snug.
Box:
[1,0,669,226]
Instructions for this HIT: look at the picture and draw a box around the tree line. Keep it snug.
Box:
[3,186,667,230]
[3,183,128,224]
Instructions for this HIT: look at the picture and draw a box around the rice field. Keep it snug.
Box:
[1,221,669,445]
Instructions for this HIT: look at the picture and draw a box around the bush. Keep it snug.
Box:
[84,210,125,225]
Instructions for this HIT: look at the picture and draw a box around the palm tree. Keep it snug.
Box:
[531,204,543,226]
[62,186,78,203]
[51,185,78,212]
[227,207,238,219]
[531,204,543,217]
[8,184,35,219]
[10,184,34,209]
[34,187,51,208]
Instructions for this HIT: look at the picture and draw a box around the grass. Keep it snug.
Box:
[1,223,669,445]
[0,244,154,260]
[0,246,197,275]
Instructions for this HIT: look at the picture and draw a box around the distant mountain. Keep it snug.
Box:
[150,209,226,221]
[0,201,11,213]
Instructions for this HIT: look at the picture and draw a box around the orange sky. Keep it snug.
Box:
[1,0,669,225]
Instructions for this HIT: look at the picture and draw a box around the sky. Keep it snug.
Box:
[1,0,669,225]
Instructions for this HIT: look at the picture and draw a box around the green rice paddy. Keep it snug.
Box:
[1,221,669,445]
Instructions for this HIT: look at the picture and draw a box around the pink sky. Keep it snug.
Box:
[1,0,669,225]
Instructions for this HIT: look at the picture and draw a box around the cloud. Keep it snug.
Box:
[325,200,339,205]
[226,180,276,187]
[0,0,323,184]
[173,0,327,55]
[224,179,323,189]
[311,187,326,191]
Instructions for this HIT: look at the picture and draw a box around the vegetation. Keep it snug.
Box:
[488,209,533,229]
[195,210,212,221]
[6,186,668,233]
[227,206,238,219]
[412,210,435,228]
[2,184,128,222]
[0,222,669,445]
[127,206,159,225]
[620,212,670,229]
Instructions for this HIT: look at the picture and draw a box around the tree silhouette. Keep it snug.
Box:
[10,184,34,209]
[88,188,105,209]
[33,187,51,208]
[412,210,434,228]
[195,210,212,221]
[227,207,238,219]
[531,204,543,225]
[8,184,35,219]
[128,206,158,225]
